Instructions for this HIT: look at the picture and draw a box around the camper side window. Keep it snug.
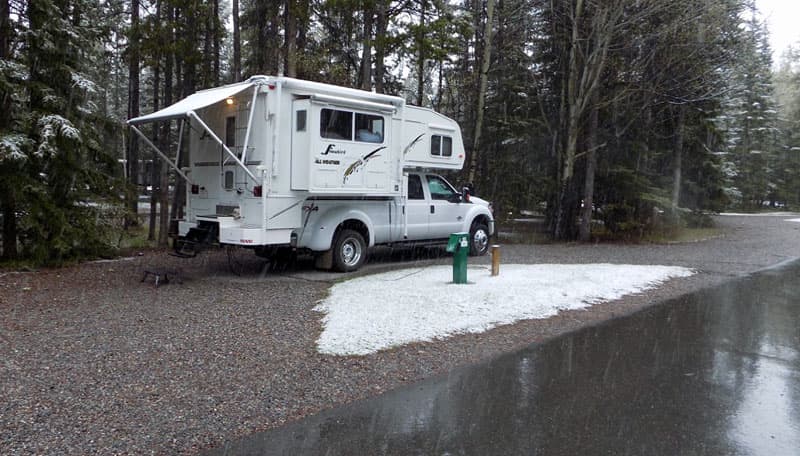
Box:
[430,135,452,157]
[355,113,384,143]
[320,109,353,140]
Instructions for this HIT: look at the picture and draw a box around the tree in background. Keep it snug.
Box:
[0,0,123,263]
[715,3,780,209]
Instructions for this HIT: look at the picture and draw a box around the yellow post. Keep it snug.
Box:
[491,245,501,276]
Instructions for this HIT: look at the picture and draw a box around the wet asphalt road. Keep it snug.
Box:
[207,259,800,456]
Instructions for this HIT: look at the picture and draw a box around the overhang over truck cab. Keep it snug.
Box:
[128,76,492,271]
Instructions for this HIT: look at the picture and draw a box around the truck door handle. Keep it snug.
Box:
[430,205,435,214]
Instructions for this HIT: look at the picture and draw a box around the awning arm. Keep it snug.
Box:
[130,125,194,185]
[187,111,260,184]
[175,120,185,169]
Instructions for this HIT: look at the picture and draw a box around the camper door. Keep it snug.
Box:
[303,102,393,194]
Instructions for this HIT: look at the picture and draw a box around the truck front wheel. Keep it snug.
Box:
[332,229,367,272]
[469,222,490,256]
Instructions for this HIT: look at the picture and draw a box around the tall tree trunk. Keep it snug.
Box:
[284,0,297,77]
[0,0,13,259]
[672,105,686,210]
[0,0,9,64]
[148,30,161,242]
[416,0,426,105]
[174,7,198,221]
[213,0,220,84]
[159,12,173,247]
[232,0,241,81]
[359,1,374,90]
[126,0,141,226]
[1,190,16,260]
[553,0,583,240]
[579,97,599,242]
[374,0,388,93]
[203,7,212,87]
[295,0,309,78]
[466,0,495,184]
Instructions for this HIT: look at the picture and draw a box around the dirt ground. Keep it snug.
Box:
[2,214,799,455]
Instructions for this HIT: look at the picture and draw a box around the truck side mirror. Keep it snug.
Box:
[461,186,471,203]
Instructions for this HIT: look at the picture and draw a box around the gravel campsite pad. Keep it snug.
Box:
[2,214,800,454]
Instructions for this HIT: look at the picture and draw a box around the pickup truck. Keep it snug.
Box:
[286,171,495,272]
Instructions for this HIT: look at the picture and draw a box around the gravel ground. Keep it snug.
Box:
[2,214,799,455]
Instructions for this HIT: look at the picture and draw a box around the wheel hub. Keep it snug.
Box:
[473,229,488,252]
[342,239,362,265]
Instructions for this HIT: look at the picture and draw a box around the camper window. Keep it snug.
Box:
[296,110,307,132]
[320,109,353,140]
[355,113,384,143]
[224,170,234,190]
[431,135,441,156]
[442,136,453,157]
[430,135,452,157]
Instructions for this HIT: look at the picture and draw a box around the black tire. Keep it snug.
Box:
[469,222,490,256]
[332,229,367,272]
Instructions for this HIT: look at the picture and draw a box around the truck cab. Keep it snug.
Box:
[297,171,494,272]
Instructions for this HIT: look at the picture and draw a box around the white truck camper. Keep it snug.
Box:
[128,76,495,271]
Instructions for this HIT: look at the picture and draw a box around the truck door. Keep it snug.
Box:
[426,174,464,237]
[404,173,429,239]
[290,99,311,190]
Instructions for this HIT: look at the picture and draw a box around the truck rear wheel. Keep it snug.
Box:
[332,229,367,272]
[469,222,490,256]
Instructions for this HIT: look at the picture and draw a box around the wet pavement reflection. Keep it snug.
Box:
[208,261,800,455]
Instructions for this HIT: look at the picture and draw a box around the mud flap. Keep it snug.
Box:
[314,249,333,270]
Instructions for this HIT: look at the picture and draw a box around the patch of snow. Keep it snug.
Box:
[0,134,29,161]
[71,72,98,94]
[315,264,695,356]
[89,257,137,264]
[720,212,799,217]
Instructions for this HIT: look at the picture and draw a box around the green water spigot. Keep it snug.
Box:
[446,232,470,284]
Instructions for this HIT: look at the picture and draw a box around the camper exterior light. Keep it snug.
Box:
[226,97,234,105]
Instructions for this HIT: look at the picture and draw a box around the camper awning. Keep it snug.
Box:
[127,81,255,125]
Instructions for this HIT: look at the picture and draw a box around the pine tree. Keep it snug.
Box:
[716,4,780,209]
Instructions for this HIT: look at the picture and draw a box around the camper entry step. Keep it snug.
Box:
[141,268,183,288]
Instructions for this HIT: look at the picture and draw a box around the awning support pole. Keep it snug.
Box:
[187,111,260,184]
[175,119,184,168]
[130,125,194,185]
[241,85,259,164]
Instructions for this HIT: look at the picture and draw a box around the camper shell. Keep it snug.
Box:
[128,76,493,271]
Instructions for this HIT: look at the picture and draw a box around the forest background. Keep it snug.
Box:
[1,0,800,264]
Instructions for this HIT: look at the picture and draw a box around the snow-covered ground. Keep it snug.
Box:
[314,264,695,356]
[719,212,798,217]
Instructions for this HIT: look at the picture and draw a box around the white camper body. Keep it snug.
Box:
[129,76,493,271]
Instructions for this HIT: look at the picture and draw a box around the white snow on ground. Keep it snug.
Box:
[314,264,695,356]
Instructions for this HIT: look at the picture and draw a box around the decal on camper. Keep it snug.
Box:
[343,146,385,184]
